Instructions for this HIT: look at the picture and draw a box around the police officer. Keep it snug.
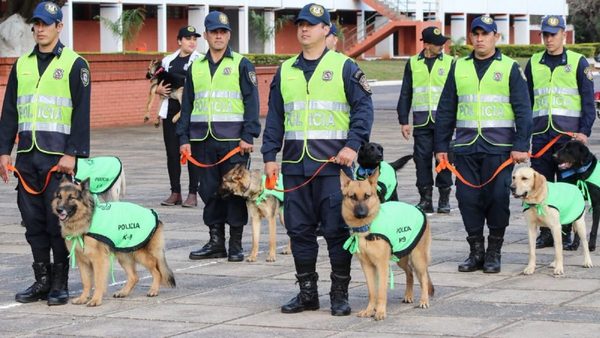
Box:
[524,15,596,249]
[0,1,90,305]
[434,15,532,273]
[398,26,453,214]
[325,23,338,51]
[157,26,202,208]
[261,3,373,316]
[178,11,260,262]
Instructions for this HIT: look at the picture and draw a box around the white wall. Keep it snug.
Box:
[440,0,567,15]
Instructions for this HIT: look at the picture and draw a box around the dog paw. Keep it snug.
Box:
[143,115,150,123]
[266,256,276,262]
[113,291,129,298]
[583,259,594,268]
[357,308,375,318]
[86,298,102,307]
[71,296,88,305]
[373,310,387,321]
[281,249,292,255]
[402,296,414,304]
[553,266,565,276]
[523,265,536,275]
[246,256,257,263]
[418,301,430,309]
[147,289,159,297]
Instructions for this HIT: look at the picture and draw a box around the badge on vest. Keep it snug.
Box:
[322,70,333,81]
[564,64,572,73]
[53,68,64,80]
[493,72,503,82]
[437,68,445,76]
[81,68,90,87]
[223,67,232,75]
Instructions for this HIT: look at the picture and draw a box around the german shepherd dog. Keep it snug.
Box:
[52,178,175,306]
[219,164,291,262]
[340,169,433,320]
[554,140,600,251]
[144,59,185,127]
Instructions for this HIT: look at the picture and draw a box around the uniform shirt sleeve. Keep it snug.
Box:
[433,63,458,153]
[176,63,194,145]
[343,59,373,152]
[397,61,412,125]
[576,57,596,136]
[260,67,284,163]
[509,62,532,152]
[524,60,534,108]
[64,57,91,158]
[239,58,261,144]
[0,62,18,155]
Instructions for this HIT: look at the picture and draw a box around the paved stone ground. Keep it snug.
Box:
[1,85,600,337]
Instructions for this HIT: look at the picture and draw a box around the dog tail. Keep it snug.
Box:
[158,250,176,288]
[389,155,413,171]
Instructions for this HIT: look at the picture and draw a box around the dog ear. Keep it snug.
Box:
[367,167,380,187]
[80,177,91,191]
[340,170,351,189]
[532,171,546,193]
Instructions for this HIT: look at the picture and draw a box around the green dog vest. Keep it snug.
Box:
[344,201,426,261]
[523,182,585,225]
[355,161,398,202]
[256,173,284,205]
[86,201,159,252]
[75,156,122,194]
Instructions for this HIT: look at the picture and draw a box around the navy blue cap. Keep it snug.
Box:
[541,15,566,34]
[471,15,497,33]
[178,25,201,39]
[31,1,63,25]
[205,11,231,32]
[420,26,449,45]
[295,3,330,26]
[328,24,337,36]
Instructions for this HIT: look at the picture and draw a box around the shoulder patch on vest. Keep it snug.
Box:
[584,65,594,81]
[81,68,90,87]
[354,70,371,94]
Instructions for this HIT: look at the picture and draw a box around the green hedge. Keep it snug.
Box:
[449,44,597,58]
[244,54,294,66]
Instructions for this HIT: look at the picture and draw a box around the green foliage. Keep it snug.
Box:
[450,44,473,57]
[94,7,146,47]
[249,10,273,43]
[244,54,294,66]
[497,44,596,58]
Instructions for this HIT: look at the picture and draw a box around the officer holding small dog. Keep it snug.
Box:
[524,15,596,249]
[434,16,532,273]
[177,11,260,263]
[261,3,373,316]
[0,1,90,305]
[398,26,453,214]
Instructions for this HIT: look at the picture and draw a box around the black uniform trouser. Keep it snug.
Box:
[413,128,452,188]
[531,134,569,182]
[163,112,198,194]
[15,150,69,264]
[192,138,248,228]
[283,174,352,274]
[454,153,513,237]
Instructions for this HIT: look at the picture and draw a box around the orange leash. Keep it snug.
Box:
[180,146,241,168]
[6,164,59,195]
[435,133,574,189]
[265,157,336,193]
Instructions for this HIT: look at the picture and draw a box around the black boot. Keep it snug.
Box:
[330,273,351,316]
[228,227,244,262]
[15,262,51,303]
[483,235,504,273]
[416,186,434,213]
[281,272,320,313]
[536,228,554,248]
[566,233,580,251]
[437,187,451,214]
[458,236,485,272]
[189,224,227,260]
[47,262,69,306]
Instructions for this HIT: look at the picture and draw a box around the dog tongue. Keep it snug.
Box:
[58,212,68,221]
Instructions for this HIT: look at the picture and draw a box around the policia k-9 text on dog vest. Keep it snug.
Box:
[0,1,91,306]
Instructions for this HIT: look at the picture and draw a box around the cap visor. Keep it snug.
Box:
[541,26,561,34]
[471,24,494,33]
[30,15,55,25]
[206,25,231,32]
[295,16,321,25]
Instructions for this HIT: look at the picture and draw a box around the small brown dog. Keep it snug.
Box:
[144,59,184,127]
[340,169,433,320]
[219,164,291,262]
[511,166,593,275]
[52,177,175,306]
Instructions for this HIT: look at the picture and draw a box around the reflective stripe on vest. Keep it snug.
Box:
[280,51,350,163]
[190,52,245,141]
[15,48,80,155]
[531,50,583,135]
[454,55,516,147]
[410,54,452,127]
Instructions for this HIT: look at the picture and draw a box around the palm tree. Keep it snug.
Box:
[94,7,146,49]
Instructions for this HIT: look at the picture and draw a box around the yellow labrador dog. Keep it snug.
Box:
[511,167,593,275]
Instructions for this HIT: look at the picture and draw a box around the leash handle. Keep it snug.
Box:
[6,164,59,195]
[180,146,241,168]
[265,157,336,193]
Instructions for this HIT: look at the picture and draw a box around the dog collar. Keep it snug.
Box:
[356,166,375,179]
[560,161,593,179]
[152,67,165,78]
[350,224,370,233]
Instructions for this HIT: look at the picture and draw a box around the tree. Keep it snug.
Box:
[94,7,146,48]
[567,0,600,43]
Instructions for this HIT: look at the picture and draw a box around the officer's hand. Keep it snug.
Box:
[239,140,253,155]
[264,161,279,180]
[573,133,589,145]
[335,147,357,167]
[180,143,191,156]
[57,155,76,176]
[436,152,448,163]
[401,124,411,140]
[510,151,529,164]
[156,81,171,98]
[0,154,12,183]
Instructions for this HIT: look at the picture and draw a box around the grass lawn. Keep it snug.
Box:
[356,57,530,82]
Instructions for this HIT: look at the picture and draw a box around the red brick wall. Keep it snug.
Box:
[0,54,276,129]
